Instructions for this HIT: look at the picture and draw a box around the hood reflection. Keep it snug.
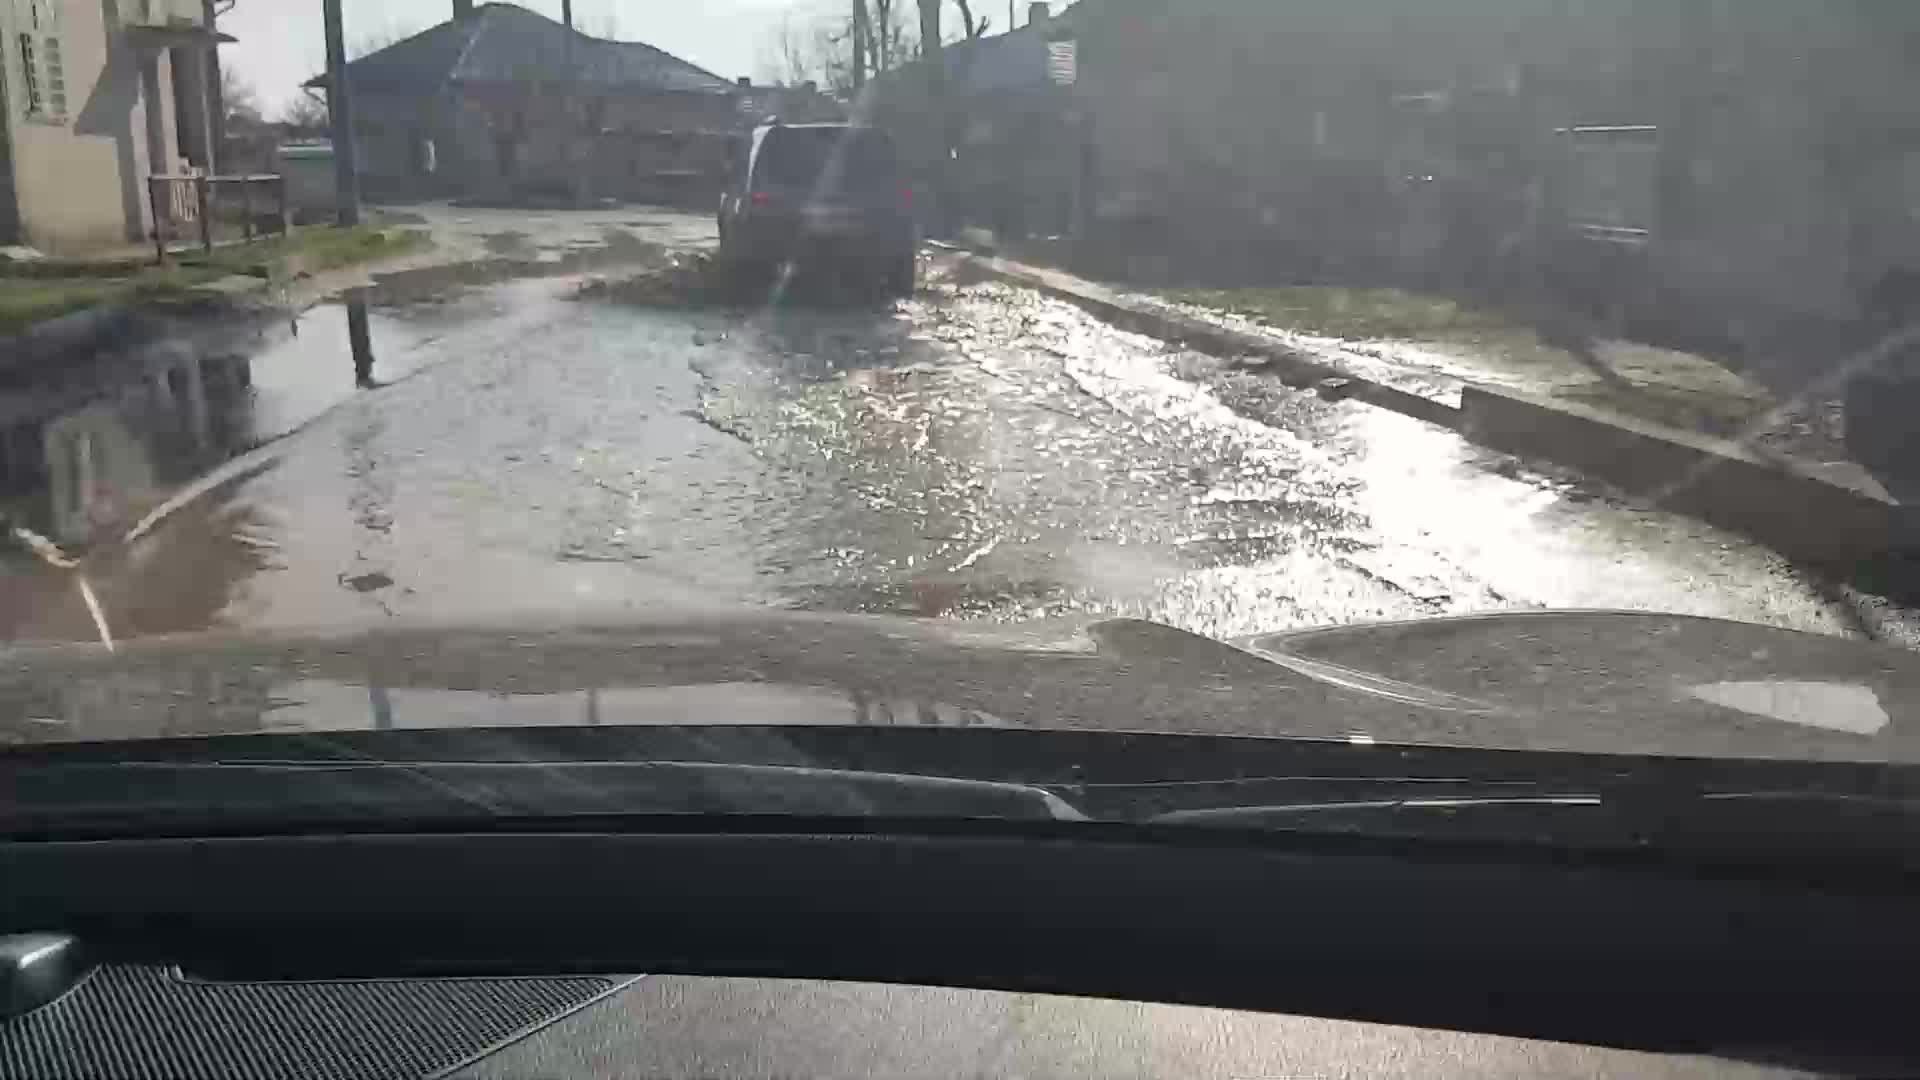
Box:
[1687,680,1891,736]
[268,680,1012,733]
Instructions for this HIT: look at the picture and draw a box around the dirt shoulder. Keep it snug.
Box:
[0,225,432,334]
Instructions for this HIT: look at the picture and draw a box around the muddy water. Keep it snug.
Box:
[0,281,566,641]
[0,258,1895,652]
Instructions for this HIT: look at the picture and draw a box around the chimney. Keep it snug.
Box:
[1027,2,1048,25]
[453,0,475,20]
[737,76,752,88]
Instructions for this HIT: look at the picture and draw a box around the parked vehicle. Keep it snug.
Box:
[717,123,918,296]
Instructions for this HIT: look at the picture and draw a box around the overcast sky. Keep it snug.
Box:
[221,0,830,115]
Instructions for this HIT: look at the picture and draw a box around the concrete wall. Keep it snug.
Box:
[0,0,199,253]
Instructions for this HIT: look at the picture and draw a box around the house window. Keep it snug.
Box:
[17,1,66,121]
[18,33,41,115]
[43,36,64,115]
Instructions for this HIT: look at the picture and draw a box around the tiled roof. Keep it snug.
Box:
[307,3,734,95]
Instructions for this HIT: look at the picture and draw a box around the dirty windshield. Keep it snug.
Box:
[759,127,902,193]
[5,0,1920,786]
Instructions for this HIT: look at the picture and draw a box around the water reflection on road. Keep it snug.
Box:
[0,263,1875,649]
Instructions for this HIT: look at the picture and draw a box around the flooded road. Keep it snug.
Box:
[0,241,1902,649]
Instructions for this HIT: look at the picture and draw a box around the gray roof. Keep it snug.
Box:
[307,3,733,95]
[868,1,1083,99]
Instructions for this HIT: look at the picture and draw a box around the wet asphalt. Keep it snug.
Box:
[2,211,1914,649]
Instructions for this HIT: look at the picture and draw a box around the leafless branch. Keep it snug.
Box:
[954,0,989,39]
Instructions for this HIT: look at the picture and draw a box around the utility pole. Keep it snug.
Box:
[852,0,870,91]
[322,0,372,386]
[202,0,225,173]
[561,0,580,205]
[322,0,360,226]
[917,0,946,231]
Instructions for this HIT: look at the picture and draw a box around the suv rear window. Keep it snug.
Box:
[756,128,902,194]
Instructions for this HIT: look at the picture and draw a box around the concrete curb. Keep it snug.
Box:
[936,243,1898,565]
[1460,384,1893,564]
[935,245,1467,430]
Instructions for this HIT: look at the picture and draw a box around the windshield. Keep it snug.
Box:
[4,0,1920,847]
[757,127,902,193]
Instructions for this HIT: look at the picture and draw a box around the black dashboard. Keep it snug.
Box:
[3,822,1915,1077]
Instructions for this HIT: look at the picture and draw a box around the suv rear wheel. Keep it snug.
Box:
[883,253,917,298]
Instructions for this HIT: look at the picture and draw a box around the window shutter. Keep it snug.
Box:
[43,35,63,116]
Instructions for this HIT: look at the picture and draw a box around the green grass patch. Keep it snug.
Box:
[1,226,432,333]
[1557,381,1771,437]
[1157,285,1513,339]
[182,224,432,278]
[0,267,222,333]
[0,253,157,280]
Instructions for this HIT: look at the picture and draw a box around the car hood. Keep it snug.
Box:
[2,609,1919,762]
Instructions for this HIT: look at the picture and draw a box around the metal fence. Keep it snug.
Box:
[145,174,291,263]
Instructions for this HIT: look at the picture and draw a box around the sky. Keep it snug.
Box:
[221,0,826,116]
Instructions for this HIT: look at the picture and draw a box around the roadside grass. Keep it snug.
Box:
[0,267,222,333]
[0,226,430,334]
[1156,285,1514,340]
[1557,381,1772,436]
[180,224,432,278]
[1158,282,1780,440]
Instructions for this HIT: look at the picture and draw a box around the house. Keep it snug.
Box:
[737,79,844,127]
[934,0,1920,361]
[869,2,1083,240]
[308,2,743,204]
[0,0,226,253]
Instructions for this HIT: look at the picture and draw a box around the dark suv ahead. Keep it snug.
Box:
[718,123,918,296]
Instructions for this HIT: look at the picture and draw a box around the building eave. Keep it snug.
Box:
[124,24,235,50]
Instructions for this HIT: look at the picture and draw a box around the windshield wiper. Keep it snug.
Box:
[1150,794,1604,824]
[10,748,1920,880]
[0,759,1083,838]
[1122,784,1920,878]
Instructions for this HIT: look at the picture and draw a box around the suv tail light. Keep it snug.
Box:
[750,191,775,206]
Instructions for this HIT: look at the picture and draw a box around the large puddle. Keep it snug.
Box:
[0,290,521,640]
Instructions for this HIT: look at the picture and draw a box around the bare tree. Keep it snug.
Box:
[872,0,904,69]
[847,0,918,83]
[953,0,989,39]
[812,21,864,97]
[918,0,941,60]
[759,1,923,91]
[851,0,871,89]
[279,92,330,135]
[220,67,262,126]
[761,13,818,86]
[917,0,947,204]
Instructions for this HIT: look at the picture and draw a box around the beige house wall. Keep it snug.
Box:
[0,0,201,253]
